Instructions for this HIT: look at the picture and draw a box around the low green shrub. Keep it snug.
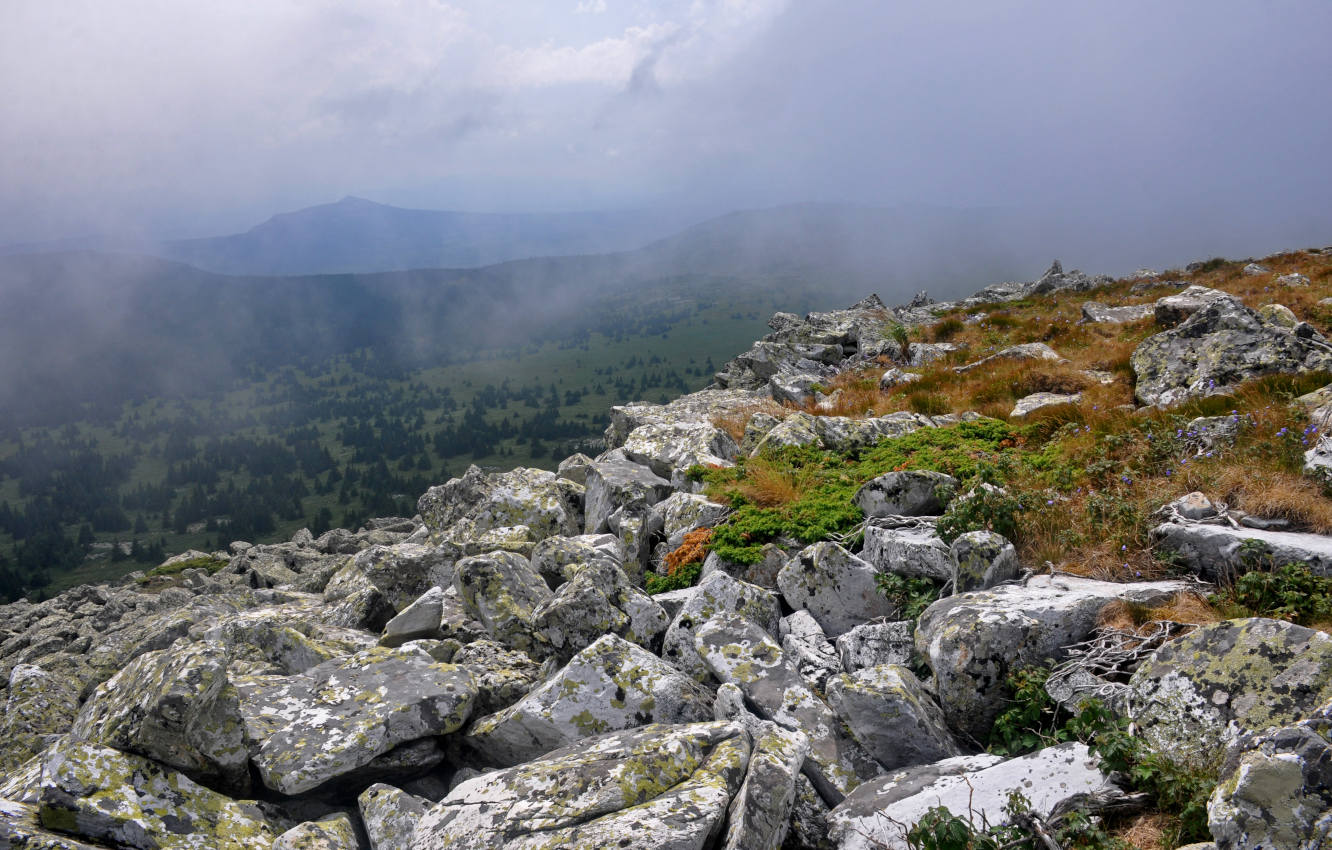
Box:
[1210,550,1332,625]
[138,554,227,583]
[875,573,943,621]
[936,485,1022,544]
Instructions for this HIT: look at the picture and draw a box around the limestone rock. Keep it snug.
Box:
[1154,285,1235,328]
[1151,520,1332,581]
[828,744,1114,850]
[17,739,274,850]
[1128,618,1332,758]
[417,465,583,542]
[779,610,843,694]
[835,621,915,672]
[695,614,881,804]
[583,458,673,537]
[906,342,960,367]
[604,388,770,448]
[236,645,476,794]
[1208,701,1332,850]
[916,574,1189,739]
[0,798,108,849]
[699,543,790,589]
[464,633,713,766]
[453,551,554,658]
[533,556,668,660]
[853,470,957,518]
[754,411,937,455]
[528,533,623,586]
[621,421,740,486]
[860,523,952,582]
[722,721,810,850]
[1010,391,1081,418]
[950,530,1019,593]
[70,638,249,795]
[879,368,921,390]
[0,663,82,778]
[661,570,782,682]
[358,783,431,850]
[272,814,358,850]
[1243,262,1271,276]
[1277,272,1311,287]
[826,665,962,770]
[1132,297,1332,407]
[777,542,897,638]
[1080,301,1154,324]
[413,722,750,850]
[954,342,1064,373]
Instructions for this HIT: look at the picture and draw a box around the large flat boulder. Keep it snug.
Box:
[1128,618,1332,757]
[777,542,898,637]
[1208,701,1332,850]
[825,665,962,770]
[9,739,275,850]
[1152,519,1332,580]
[621,421,740,486]
[853,471,957,518]
[235,645,477,795]
[70,638,248,795]
[828,743,1114,850]
[463,634,713,766]
[1131,297,1332,407]
[915,574,1189,739]
[418,465,584,541]
[413,722,750,850]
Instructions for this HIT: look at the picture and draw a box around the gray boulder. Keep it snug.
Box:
[835,621,915,672]
[754,411,937,455]
[583,458,674,536]
[621,421,740,486]
[380,585,447,646]
[603,388,770,449]
[358,783,431,850]
[528,533,623,586]
[779,610,844,693]
[696,614,881,804]
[413,722,750,850]
[451,639,542,716]
[658,492,730,549]
[9,738,275,849]
[1208,701,1332,850]
[853,470,957,518]
[721,721,810,850]
[271,814,358,850]
[1010,391,1081,418]
[464,633,713,765]
[452,551,554,658]
[1128,618,1332,758]
[777,542,898,637]
[70,638,248,795]
[954,342,1064,373]
[828,743,1115,850]
[417,465,584,541]
[661,569,782,682]
[950,530,1019,593]
[916,574,1189,739]
[1132,297,1332,407]
[1151,520,1332,581]
[860,523,952,582]
[0,663,82,777]
[324,542,457,611]
[1080,301,1154,323]
[533,557,668,660]
[826,665,962,770]
[235,645,477,794]
[1154,284,1235,328]
[698,543,790,589]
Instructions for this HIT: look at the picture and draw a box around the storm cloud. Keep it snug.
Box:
[2,0,1330,268]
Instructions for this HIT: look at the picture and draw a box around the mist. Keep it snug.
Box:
[2,0,1330,271]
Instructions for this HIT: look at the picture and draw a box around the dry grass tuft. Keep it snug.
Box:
[710,400,786,444]
[1210,466,1332,533]
[664,528,712,573]
[1113,812,1171,850]
[728,455,816,507]
[1098,592,1220,632]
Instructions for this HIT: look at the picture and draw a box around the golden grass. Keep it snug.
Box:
[1208,465,1332,533]
[1112,812,1171,850]
[727,455,816,507]
[664,528,712,574]
[710,399,787,444]
[1097,592,1220,632]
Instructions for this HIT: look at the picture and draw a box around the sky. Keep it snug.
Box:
[3,0,1332,255]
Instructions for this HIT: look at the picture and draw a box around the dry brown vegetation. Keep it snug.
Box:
[664,528,712,573]
[1097,592,1220,632]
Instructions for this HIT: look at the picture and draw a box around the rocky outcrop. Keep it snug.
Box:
[413,722,750,850]
[1128,618,1332,757]
[1132,297,1332,407]
[915,574,1189,738]
[777,542,898,637]
[853,470,956,518]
